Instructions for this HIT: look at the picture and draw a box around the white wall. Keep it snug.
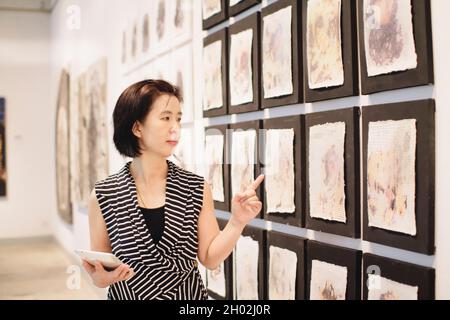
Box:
[0,10,53,238]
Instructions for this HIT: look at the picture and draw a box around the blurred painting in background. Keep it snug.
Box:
[0,97,6,197]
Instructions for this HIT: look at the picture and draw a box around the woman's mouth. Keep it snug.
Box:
[167,140,178,147]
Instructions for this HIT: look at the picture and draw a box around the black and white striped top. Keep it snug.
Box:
[94,159,209,300]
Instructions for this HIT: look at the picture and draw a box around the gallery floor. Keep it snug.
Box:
[0,238,104,300]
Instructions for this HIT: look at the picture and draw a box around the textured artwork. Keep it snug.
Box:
[203,40,224,111]
[142,14,149,53]
[55,70,72,224]
[236,235,259,300]
[368,275,418,300]
[230,29,254,106]
[205,134,225,202]
[363,0,417,77]
[169,0,192,44]
[268,246,297,300]
[0,98,6,197]
[77,58,109,207]
[156,0,167,42]
[203,0,221,20]
[131,22,138,61]
[367,119,416,235]
[309,122,346,222]
[310,259,347,300]
[207,262,226,298]
[231,129,256,196]
[306,0,344,89]
[121,30,127,64]
[264,129,295,213]
[262,6,293,98]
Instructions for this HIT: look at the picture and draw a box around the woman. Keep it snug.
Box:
[82,79,264,300]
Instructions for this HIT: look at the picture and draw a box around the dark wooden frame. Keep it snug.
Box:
[229,120,263,218]
[362,253,435,300]
[262,115,305,227]
[357,0,434,94]
[203,28,229,118]
[205,125,230,212]
[266,231,306,300]
[207,218,234,300]
[228,0,261,17]
[306,240,362,300]
[203,0,228,30]
[305,107,360,238]
[228,12,261,114]
[302,0,359,102]
[261,0,303,108]
[234,225,265,300]
[362,99,435,255]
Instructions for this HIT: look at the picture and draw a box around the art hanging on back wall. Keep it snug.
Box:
[0,97,6,197]
[202,0,227,30]
[75,58,109,208]
[55,69,72,224]
[228,0,261,17]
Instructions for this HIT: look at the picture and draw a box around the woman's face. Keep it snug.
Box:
[133,93,182,158]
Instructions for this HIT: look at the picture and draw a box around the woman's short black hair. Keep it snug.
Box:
[113,79,183,158]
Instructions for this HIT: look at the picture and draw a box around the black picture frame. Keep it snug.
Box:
[204,124,230,212]
[362,253,435,300]
[357,0,434,94]
[261,0,303,108]
[207,217,234,300]
[203,28,229,118]
[228,12,261,114]
[306,241,362,300]
[262,115,305,227]
[362,99,435,255]
[266,231,306,300]
[305,107,360,238]
[203,0,228,30]
[235,224,266,300]
[229,120,263,218]
[302,0,359,102]
[228,0,261,17]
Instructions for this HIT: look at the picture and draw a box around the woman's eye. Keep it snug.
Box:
[162,117,170,121]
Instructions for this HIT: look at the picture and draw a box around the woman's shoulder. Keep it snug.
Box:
[94,162,129,191]
[170,161,205,189]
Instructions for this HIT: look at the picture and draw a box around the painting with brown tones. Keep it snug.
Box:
[231,129,255,197]
[310,259,347,300]
[142,14,149,53]
[205,134,225,202]
[157,0,166,42]
[203,39,224,111]
[55,70,72,223]
[268,245,297,299]
[363,0,417,76]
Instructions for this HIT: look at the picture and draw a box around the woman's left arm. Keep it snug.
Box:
[197,175,264,270]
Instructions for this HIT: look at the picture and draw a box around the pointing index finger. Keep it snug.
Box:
[249,174,264,190]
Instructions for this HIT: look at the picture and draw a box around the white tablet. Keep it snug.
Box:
[75,249,123,271]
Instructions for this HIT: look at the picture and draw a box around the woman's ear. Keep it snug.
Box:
[131,121,142,139]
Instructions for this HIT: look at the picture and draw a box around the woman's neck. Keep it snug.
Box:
[131,154,168,186]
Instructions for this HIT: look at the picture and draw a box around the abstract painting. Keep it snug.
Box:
[268,246,297,300]
[142,13,150,54]
[203,38,224,111]
[367,119,416,235]
[306,0,344,89]
[236,234,260,300]
[231,129,256,197]
[363,0,417,77]
[310,259,347,300]
[76,58,109,207]
[55,69,72,224]
[308,122,346,223]
[229,29,253,106]
[0,98,6,197]
[264,129,295,213]
[262,5,293,98]
[205,134,225,202]
[168,0,192,45]
[368,275,418,300]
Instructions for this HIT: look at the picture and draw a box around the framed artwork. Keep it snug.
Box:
[203,28,228,118]
[170,44,194,124]
[228,0,261,17]
[358,0,434,94]
[307,241,362,300]
[305,107,360,238]
[266,231,306,300]
[228,12,260,114]
[204,125,230,212]
[303,0,359,102]
[262,115,305,227]
[362,99,435,255]
[0,97,6,197]
[235,225,265,300]
[167,0,193,46]
[261,0,302,108]
[76,58,110,208]
[229,120,263,218]
[363,253,435,300]
[207,218,234,299]
[55,69,72,224]
[202,0,228,30]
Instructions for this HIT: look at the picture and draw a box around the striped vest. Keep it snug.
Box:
[94,159,209,300]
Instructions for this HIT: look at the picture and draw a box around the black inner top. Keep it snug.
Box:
[139,205,165,244]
